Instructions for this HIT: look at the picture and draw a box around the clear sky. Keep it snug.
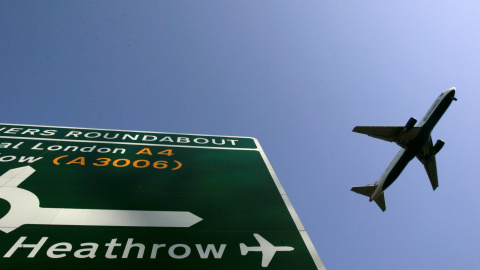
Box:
[1,2,479,269]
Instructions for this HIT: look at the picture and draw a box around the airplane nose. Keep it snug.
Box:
[449,88,457,101]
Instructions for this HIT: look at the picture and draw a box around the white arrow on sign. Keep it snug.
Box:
[0,166,202,233]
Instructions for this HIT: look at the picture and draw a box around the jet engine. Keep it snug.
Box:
[432,140,445,155]
[402,117,417,133]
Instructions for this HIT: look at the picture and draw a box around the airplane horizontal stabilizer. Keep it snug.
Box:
[351,185,376,197]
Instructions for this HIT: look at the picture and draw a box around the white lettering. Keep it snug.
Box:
[177,137,190,144]
[85,132,101,139]
[112,148,126,154]
[21,129,40,135]
[227,139,238,146]
[74,243,98,259]
[47,242,72,258]
[47,145,62,151]
[212,139,225,145]
[0,156,16,162]
[31,143,44,150]
[18,156,43,163]
[142,135,157,142]
[80,145,96,152]
[122,134,139,141]
[0,143,12,148]
[2,238,230,260]
[103,133,119,140]
[122,238,145,259]
[168,244,191,259]
[193,138,209,144]
[105,238,121,259]
[5,128,22,134]
[4,237,48,258]
[41,130,57,136]
[150,244,166,259]
[159,136,173,143]
[195,244,226,259]
[64,146,79,151]
[13,142,23,149]
[65,131,82,138]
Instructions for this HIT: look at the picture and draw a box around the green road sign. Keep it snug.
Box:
[0,123,325,269]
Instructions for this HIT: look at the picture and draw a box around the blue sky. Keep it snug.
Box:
[1,2,479,269]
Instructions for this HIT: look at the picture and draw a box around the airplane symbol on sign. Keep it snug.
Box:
[240,233,294,267]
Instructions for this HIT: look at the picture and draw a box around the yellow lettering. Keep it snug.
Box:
[93,158,111,166]
[53,155,68,165]
[136,148,152,155]
[113,159,130,167]
[153,161,168,169]
[172,160,182,170]
[157,149,174,156]
[133,160,150,168]
[66,157,85,165]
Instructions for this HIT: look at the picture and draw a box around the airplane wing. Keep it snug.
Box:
[253,233,276,267]
[353,126,421,148]
[416,136,439,190]
[353,126,403,142]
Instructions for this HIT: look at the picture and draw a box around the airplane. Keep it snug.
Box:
[240,233,294,267]
[351,88,457,211]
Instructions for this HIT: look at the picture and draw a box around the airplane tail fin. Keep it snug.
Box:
[374,193,386,212]
[239,243,248,256]
[351,184,386,212]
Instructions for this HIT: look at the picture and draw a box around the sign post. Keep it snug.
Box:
[0,123,325,269]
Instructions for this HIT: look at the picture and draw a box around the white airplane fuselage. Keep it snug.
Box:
[369,89,456,201]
